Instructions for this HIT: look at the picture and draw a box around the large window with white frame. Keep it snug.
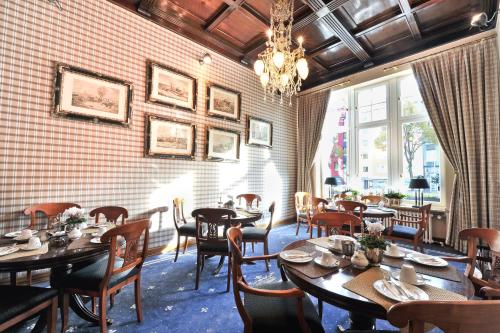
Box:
[317,72,443,204]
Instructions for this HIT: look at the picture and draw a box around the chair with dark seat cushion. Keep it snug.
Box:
[61,219,150,333]
[307,197,329,239]
[173,198,197,262]
[383,204,431,252]
[0,286,58,333]
[192,208,237,291]
[241,202,275,271]
[228,227,325,333]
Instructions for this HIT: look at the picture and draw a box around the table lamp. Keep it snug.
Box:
[409,176,429,207]
[324,176,345,199]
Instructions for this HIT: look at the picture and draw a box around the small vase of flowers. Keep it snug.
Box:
[384,191,406,206]
[359,221,388,266]
[62,207,87,231]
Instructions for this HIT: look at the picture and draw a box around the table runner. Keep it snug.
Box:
[67,236,102,250]
[342,267,467,311]
[0,243,49,261]
[306,237,337,251]
[81,223,116,235]
[282,244,350,279]
[382,255,462,282]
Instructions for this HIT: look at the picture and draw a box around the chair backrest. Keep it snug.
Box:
[336,200,367,221]
[307,197,329,221]
[387,299,500,333]
[100,218,150,290]
[312,212,361,236]
[416,204,432,231]
[24,202,81,229]
[89,206,128,225]
[192,208,237,245]
[458,228,500,284]
[361,195,385,205]
[295,192,310,213]
[236,194,262,208]
[334,192,348,200]
[265,202,276,233]
[173,198,187,229]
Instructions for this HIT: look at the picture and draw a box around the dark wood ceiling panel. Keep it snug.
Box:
[110,0,498,90]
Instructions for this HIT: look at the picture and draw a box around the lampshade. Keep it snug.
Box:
[409,177,430,189]
[324,176,345,186]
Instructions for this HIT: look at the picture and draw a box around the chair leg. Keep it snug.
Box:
[60,293,69,333]
[226,254,231,293]
[27,270,32,286]
[109,293,115,308]
[318,299,323,320]
[295,219,301,236]
[9,272,16,286]
[251,242,254,253]
[183,236,189,254]
[242,242,246,256]
[47,296,57,333]
[135,276,143,322]
[264,240,270,272]
[174,234,181,262]
[92,297,97,314]
[99,293,107,333]
[195,254,201,290]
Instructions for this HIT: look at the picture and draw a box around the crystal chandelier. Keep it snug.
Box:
[253,0,309,104]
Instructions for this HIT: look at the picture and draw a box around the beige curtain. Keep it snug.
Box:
[297,90,330,193]
[411,38,500,251]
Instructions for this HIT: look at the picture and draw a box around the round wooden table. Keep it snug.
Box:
[0,231,110,326]
[281,240,475,331]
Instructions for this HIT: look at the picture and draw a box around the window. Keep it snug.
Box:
[317,72,444,204]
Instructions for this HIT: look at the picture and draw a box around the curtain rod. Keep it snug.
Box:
[298,31,497,97]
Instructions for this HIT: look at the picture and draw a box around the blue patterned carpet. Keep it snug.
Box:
[15,223,463,333]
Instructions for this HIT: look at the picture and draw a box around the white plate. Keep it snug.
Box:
[90,237,102,244]
[5,230,38,238]
[0,246,19,256]
[373,279,429,302]
[18,244,42,251]
[406,253,448,267]
[280,250,312,263]
[391,272,429,286]
[313,257,339,269]
[384,251,406,259]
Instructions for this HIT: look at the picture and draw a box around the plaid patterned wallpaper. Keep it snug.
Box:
[0,0,297,249]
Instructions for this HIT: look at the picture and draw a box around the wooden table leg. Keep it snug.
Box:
[337,312,376,332]
[70,294,112,325]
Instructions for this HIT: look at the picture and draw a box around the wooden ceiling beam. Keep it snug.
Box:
[398,0,422,40]
[241,3,270,26]
[204,0,246,32]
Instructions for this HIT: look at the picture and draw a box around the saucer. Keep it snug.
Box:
[90,237,102,244]
[5,230,38,238]
[384,251,405,259]
[18,244,42,251]
[391,272,428,286]
[313,257,339,269]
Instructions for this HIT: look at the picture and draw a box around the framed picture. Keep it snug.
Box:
[147,61,197,112]
[207,84,241,121]
[145,114,196,159]
[206,127,240,162]
[53,63,132,126]
[247,116,273,148]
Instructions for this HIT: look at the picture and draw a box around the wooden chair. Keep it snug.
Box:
[236,194,262,209]
[241,202,275,271]
[0,286,58,333]
[227,227,325,333]
[360,195,385,205]
[383,204,431,252]
[192,208,236,292]
[173,198,196,262]
[295,192,311,236]
[61,219,150,333]
[441,228,500,294]
[18,203,81,286]
[307,197,329,239]
[89,206,128,225]
[336,200,367,236]
[312,212,362,238]
[333,193,348,200]
[387,297,500,333]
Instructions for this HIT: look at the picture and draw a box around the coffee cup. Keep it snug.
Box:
[332,238,342,250]
[320,251,335,265]
[20,229,32,239]
[27,236,41,250]
[399,264,417,284]
[387,243,401,256]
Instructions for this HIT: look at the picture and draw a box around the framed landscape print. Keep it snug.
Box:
[206,127,240,162]
[207,84,241,121]
[147,61,197,112]
[145,114,196,159]
[53,63,132,126]
[247,116,273,148]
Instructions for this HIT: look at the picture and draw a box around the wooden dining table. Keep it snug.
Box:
[326,205,396,219]
[280,239,475,331]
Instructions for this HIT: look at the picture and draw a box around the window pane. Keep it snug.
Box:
[358,126,388,190]
[400,76,427,117]
[357,84,387,123]
[401,120,441,202]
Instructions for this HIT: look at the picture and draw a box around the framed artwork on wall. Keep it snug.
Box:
[206,127,240,162]
[145,114,196,159]
[247,116,273,148]
[147,61,197,112]
[206,83,241,121]
[53,63,133,126]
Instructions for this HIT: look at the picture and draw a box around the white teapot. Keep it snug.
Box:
[68,227,82,240]
[351,250,369,269]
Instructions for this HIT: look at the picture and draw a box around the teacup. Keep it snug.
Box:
[20,229,33,239]
[320,251,335,265]
[399,264,417,284]
[387,243,401,256]
[332,238,343,250]
[27,236,42,250]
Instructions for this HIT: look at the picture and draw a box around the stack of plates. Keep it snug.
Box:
[279,250,312,263]
[0,245,19,256]
[406,253,448,267]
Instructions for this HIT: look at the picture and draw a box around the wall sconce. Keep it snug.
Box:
[199,53,212,66]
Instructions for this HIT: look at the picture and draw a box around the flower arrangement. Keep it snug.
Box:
[223,195,235,209]
[62,207,87,225]
[384,191,407,206]
[359,221,388,265]
[342,189,360,201]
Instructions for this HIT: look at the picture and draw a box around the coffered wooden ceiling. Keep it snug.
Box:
[110,0,498,90]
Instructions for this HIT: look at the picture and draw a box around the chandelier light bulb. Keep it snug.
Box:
[260,72,269,87]
[272,52,285,69]
[280,73,290,86]
[296,58,309,80]
[266,29,273,39]
[254,60,264,76]
[297,36,304,45]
